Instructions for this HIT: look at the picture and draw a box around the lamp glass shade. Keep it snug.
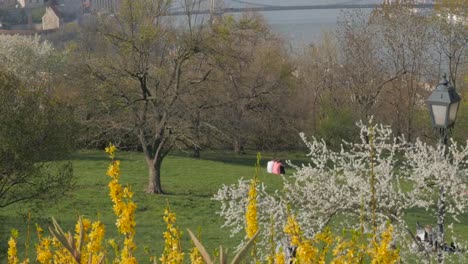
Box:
[432,104,448,126]
[449,102,459,124]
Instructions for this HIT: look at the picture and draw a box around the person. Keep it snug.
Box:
[272,160,281,175]
[279,160,286,174]
[267,160,274,173]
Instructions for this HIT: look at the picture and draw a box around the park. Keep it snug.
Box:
[0,0,467,263]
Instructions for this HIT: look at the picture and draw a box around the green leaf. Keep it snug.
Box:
[187,229,214,264]
[231,231,259,264]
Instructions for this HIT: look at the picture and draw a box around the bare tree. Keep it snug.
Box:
[76,0,210,194]
[433,0,467,89]
[205,13,294,153]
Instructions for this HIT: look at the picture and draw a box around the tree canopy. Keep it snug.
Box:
[0,71,75,208]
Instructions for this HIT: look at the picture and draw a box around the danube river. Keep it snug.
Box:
[172,0,435,50]
[172,0,383,50]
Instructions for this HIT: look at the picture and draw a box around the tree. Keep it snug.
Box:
[370,3,434,141]
[214,120,468,262]
[0,71,75,208]
[404,138,468,264]
[295,31,360,148]
[433,0,468,143]
[0,34,64,86]
[433,0,467,90]
[205,14,294,153]
[75,0,210,194]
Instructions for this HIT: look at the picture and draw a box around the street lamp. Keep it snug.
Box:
[427,74,461,143]
[426,73,461,264]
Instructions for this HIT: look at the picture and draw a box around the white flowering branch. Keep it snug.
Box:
[213,120,468,262]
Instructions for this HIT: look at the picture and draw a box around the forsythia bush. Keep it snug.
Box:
[7,145,400,263]
[160,207,184,263]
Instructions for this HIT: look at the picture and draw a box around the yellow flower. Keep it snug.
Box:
[36,238,53,264]
[87,221,106,254]
[284,214,301,246]
[190,247,203,264]
[246,178,258,239]
[35,224,44,240]
[105,143,117,158]
[160,206,184,264]
[8,231,19,264]
[368,225,399,264]
[274,251,286,264]
[105,146,138,263]
[107,161,121,179]
[296,239,319,263]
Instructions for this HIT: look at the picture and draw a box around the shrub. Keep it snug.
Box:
[7,144,401,263]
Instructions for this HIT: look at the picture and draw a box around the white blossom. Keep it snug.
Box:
[213,120,468,262]
[0,35,64,83]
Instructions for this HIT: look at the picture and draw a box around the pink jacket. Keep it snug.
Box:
[272,161,282,175]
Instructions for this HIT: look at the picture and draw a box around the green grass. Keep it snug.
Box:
[0,150,467,263]
[0,150,290,262]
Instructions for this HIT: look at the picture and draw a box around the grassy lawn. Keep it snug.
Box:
[0,150,467,262]
[0,150,291,262]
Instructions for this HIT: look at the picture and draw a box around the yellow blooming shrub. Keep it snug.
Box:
[160,207,184,264]
[8,229,19,264]
[189,231,204,264]
[105,144,137,264]
[7,146,401,264]
[283,214,319,262]
[190,246,204,264]
[282,212,399,264]
[246,177,259,239]
[368,225,399,264]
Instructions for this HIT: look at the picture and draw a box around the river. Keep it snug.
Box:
[171,0,381,50]
[172,0,434,51]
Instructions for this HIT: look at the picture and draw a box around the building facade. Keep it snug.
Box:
[42,5,62,29]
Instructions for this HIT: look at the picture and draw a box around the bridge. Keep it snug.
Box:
[168,3,435,16]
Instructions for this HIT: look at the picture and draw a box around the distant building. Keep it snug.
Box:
[42,5,62,29]
[17,0,44,8]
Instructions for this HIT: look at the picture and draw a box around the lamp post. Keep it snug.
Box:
[426,74,461,263]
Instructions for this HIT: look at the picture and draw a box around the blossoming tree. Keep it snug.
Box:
[214,120,468,262]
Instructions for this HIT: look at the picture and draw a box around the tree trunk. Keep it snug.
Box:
[233,139,245,154]
[437,186,446,264]
[192,146,201,158]
[145,157,164,194]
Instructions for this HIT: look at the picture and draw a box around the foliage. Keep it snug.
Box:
[105,144,137,263]
[160,206,184,263]
[0,35,64,84]
[8,229,19,264]
[315,106,359,150]
[17,145,135,264]
[279,212,399,264]
[245,154,260,240]
[72,0,212,193]
[453,91,468,142]
[187,229,259,264]
[0,71,75,209]
[206,13,294,153]
[0,9,26,27]
[6,145,405,263]
[31,7,46,24]
[214,120,468,263]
